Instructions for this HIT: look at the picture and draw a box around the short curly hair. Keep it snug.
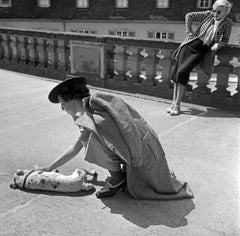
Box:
[213,0,232,15]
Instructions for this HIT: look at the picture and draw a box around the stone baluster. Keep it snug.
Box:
[103,44,115,80]
[0,35,3,60]
[152,49,159,86]
[27,37,38,66]
[141,48,155,86]
[232,57,240,102]
[47,39,57,69]
[57,39,68,71]
[122,46,129,81]
[114,45,127,80]
[212,53,233,97]
[36,38,47,67]
[124,47,139,84]
[9,35,19,63]
[193,69,211,95]
[1,34,11,61]
[156,49,172,88]
[18,36,28,64]
[137,48,148,84]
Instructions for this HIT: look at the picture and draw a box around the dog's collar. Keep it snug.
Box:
[22,169,36,189]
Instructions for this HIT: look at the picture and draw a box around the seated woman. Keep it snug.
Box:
[168,0,233,115]
[39,76,193,200]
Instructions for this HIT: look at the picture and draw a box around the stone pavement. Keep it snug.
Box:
[0,69,239,236]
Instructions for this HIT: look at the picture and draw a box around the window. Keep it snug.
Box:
[115,0,128,8]
[76,0,89,8]
[109,29,135,37]
[0,0,12,7]
[197,0,212,9]
[116,30,128,37]
[38,0,50,8]
[148,31,174,40]
[156,32,167,39]
[78,29,96,34]
[156,0,169,8]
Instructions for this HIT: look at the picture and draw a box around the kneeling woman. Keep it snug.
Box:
[40,76,193,200]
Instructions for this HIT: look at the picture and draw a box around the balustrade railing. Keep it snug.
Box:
[0,27,239,110]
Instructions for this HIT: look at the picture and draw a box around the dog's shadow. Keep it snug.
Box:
[18,175,106,197]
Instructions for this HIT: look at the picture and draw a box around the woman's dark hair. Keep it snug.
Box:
[59,82,90,102]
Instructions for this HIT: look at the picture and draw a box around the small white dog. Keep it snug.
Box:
[10,168,97,192]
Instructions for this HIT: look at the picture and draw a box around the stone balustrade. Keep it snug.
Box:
[0,27,239,110]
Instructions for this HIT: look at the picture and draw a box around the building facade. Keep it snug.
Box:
[0,0,239,44]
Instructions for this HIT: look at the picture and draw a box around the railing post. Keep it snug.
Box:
[232,58,240,102]
[18,36,28,64]
[114,45,128,81]
[9,35,20,63]
[36,38,48,67]
[156,49,173,88]
[103,44,115,81]
[57,39,69,71]
[27,37,38,66]
[0,36,2,60]
[129,47,141,84]
[212,53,233,97]
[1,34,11,62]
[47,39,57,69]
[193,69,211,95]
[144,48,156,85]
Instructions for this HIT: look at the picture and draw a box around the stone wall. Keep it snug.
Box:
[0,0,239,22]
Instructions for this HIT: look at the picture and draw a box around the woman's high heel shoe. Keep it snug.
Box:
[166,104,174,113]
[170,105,181,116]
[96,178,127,198]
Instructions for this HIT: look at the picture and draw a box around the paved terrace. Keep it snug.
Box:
[0,69,239,236]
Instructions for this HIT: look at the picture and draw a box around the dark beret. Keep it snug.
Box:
[48,76,87,103]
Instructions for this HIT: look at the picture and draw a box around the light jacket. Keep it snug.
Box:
[75,92,193,200]
[172,11,233,76]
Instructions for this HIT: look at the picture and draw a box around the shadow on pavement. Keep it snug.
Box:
[16,188,97,197]
[101,192,195,229]
[182,107,240,118]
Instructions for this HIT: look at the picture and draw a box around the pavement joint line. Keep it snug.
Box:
[158,111,207,137]
[0,173,11,176]
[1,196,42,218]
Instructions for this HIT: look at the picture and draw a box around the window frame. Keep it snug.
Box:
[109,29,135,37]
[0,0,12,7]
[115,0,128,9]
[116,30,129,37]
[156,0,169,8]
[38,0,51,8]
[148,31,174,40]
[78,29,94,34]
[76,0,89,8]
[197,0,212,9]
[155,32,168,39]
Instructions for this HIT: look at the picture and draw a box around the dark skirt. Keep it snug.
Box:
[171,39,210,86]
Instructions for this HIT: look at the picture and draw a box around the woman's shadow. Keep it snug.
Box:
[100,191,195,229]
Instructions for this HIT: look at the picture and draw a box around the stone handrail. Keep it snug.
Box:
[0,27,239,110]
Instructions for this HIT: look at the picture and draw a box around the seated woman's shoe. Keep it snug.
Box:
[166,104,174,113]
[170,105,181,116]
[96,178,127,198]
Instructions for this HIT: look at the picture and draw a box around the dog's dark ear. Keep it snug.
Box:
[16,169,25,176]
